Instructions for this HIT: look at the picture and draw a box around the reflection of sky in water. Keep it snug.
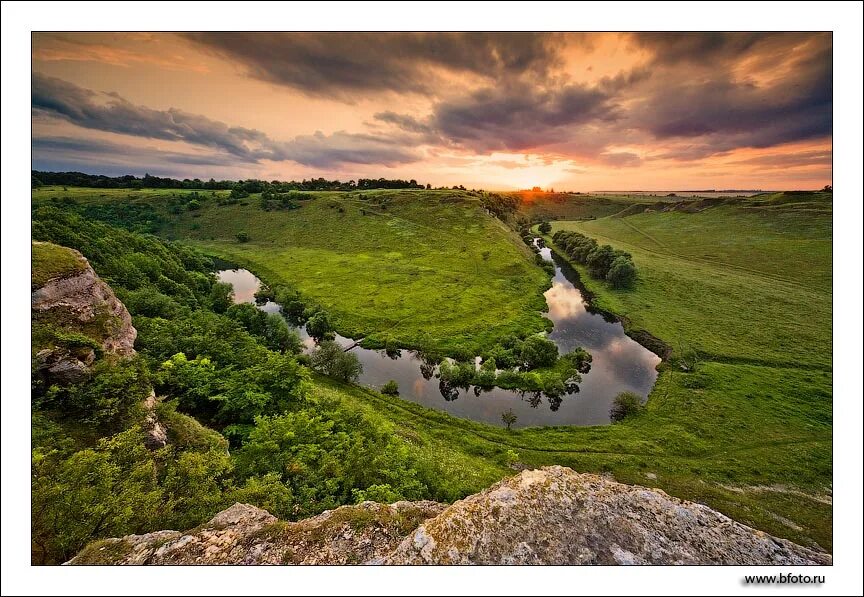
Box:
[218,250,660,428]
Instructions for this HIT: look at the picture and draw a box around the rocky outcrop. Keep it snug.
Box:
[384,466,829,565]
[142,390,168,450]
[68,501,445,565]
[31,243,169,448]
[32,244,136,384]
[68,467,829,566]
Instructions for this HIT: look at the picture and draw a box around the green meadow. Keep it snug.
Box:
[32,187,833,551]
[33,187,550,355]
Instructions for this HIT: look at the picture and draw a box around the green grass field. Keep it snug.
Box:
[32,187,833,551]
[33,187,550,355]
[547,193,832,368]
[523,192,832,548]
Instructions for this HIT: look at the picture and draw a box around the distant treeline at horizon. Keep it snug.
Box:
[31,171,429,191]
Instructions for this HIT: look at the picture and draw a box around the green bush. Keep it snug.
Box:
[381,380,399,395]
[609,391,645,422]
[310,340,362,383]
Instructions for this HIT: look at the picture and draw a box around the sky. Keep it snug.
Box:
[31,32,832,191]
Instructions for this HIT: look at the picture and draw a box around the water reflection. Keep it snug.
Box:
[216,250,660,428]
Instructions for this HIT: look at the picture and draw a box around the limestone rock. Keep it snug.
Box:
[32,244,137,386]
[143,390,168,450]
[384,467,830,565]
[68,467,829,566]
[68,501,445,565]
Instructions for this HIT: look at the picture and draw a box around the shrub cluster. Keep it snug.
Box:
[552,230,637,288]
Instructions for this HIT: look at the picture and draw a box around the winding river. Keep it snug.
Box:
[217,242,660,428]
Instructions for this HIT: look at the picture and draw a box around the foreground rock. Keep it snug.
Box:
[384,466,829,565]
[69,501,445,565]
[69,467,829,565]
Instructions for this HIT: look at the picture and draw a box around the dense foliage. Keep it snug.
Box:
[30,210,434,564]
[552,230,638,288]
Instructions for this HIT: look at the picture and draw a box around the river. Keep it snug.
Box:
[216,243,660,428]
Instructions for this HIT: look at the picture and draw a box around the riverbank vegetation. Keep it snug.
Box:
[552,230,637,288]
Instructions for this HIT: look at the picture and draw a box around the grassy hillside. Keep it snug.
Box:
[549,193,832,367]
[33,187,550,355]
[521,192,833,549]
[31,188,833,552]
[513,191,654,222]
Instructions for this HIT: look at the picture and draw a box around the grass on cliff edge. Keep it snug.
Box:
[32,188,550,356]
[32,241,87,289]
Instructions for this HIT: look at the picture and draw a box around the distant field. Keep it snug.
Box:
[33,187,550,355]
[549,192,832,366]
[512,191,651,222]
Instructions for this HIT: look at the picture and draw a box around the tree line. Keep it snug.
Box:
[32,171,428,192]
[551,230,637,289]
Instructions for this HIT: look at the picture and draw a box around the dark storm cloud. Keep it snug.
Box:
[183,32,566,99]
[31,73,420,168]
[278,131,419,169]
[374,111,435,135]
[426,82,619,152]
[629,32,779,65]
[624,32,832,157]
[32,136,241,167]
[32,73,273,161]
[727,148,832,170]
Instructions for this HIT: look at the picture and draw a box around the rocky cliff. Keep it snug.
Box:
[68,467,829,565]
[31,241,167,446]
[32,241,136,384]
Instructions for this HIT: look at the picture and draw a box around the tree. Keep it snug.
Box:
[606,256,637,289]
[586,244,617,278]
[381,380,399,395]
[209,281,234,314]
[538,221,552,234]
[235,231,250,243]
[306,311,332,341]
[38,358,151,432]
[234,406,423,517]
[501,408,518,430]
[610,391,644,422]
[519,335,559,370]
[822,185,832,192]
[310,340,362,382]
